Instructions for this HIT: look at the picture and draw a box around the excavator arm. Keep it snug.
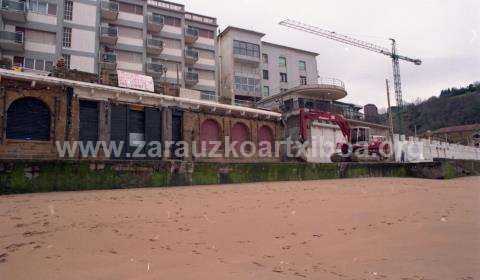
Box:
[299,109,351,142]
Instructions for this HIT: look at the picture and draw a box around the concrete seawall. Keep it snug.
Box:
[0,159,479,194]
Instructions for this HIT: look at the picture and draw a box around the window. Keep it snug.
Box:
[29,0,57,15]
[300,75,307,85]
[63,0,73,21]
[280,72,288,83]
[62,54,71,69]
[234,76,261,93]
[62,27,72,48]
[164,16,181,27]
[119,2,143,15]
[198,29,214,39]
[262,86,270,97]
[262,53,268,64]
[21,57,53,71]
[299,60,306,71]
[6,97,50,141]
[13,56,24,67]
[263,69,269,80]
[278,56,287,67]
[233,40,260,58]
[280,88,288,93]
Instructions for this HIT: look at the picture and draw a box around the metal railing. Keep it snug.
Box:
[184,48,199,60]
[184,71,198,82]
[1,0,26,12]
[100,26,118,37]
[185,12,216,25]
[317,76,345,89]
[147,38,163,48]
[101,52,116,63]
[147,63,164,73]
[101,1,118,12]
[185,27,199,37]
[200,92,218,102]
[234,99,256,108]
[0,31,23,44]
[148,13,164,24]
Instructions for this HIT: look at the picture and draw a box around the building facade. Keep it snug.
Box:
[217,26,319,106]
[0,0,218,96]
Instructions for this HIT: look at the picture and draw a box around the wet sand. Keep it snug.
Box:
[0,177,479,280]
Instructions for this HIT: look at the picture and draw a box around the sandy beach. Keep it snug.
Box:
[0,177,479,279]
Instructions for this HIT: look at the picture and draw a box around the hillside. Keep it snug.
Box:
[386,82,480,135]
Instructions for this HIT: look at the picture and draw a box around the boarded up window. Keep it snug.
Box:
[171,110,183,159]
[258,125,274,153]
[6,97,50,141]
[198,70,214,80]
[198,49,214,60]
[198,28,214,39]
[164,16,181,27]
[200,119,220,152]
[79,100,99,142]
[25,29,56,45]
[230,122,249,153]
[110,104,128,159]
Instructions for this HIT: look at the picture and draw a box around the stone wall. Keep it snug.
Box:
[1,159,478,194]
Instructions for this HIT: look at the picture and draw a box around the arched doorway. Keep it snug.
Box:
[200,119,221,153]
[6,97,50,141]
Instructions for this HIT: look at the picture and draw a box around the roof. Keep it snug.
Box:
[0,69,281,119]
[262,41,319,56]
[218,26,266,38]
[433,124,480,134]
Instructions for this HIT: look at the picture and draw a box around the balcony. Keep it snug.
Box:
[200,92,218,103]
[0,0,26,22]
[147,14,164,32]
[146,63,165,76]
[233,51,261,65]
[184,71,198,86]
[184,48,198,65]
[184,27,199,44]
[0,31,24,51]
[146,38,163,55]
[234,99,256,108]
[101,1,119,21]
[99,52,117,70]
[99,26,118,45]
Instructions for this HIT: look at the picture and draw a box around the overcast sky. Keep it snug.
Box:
[181,0,480,108]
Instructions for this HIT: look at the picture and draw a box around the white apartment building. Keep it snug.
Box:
[218,26,319,106]
[0,0,218,96]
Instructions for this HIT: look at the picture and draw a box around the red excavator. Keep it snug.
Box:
[299,109,391,162]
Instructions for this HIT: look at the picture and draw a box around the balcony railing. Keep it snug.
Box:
[148,13,164,25]
[185,12,216,25]
[1,0,26,12]
[101,1,118,12]
[0,30,23,44]
[184,71,198,84]
[147,63,165,73]
[101,52,117,63]
[200,92,218,102]
[185,27,199,37]
[234,99,256,108]
[317,76,345,89]
[184,48,198,60]
[100,26,118,37]
[147,38,163,48]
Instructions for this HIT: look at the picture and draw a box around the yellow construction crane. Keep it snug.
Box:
[279,19,422,108]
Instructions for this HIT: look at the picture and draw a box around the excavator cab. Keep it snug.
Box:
[350,127,370,145]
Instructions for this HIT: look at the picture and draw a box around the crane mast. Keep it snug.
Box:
[279,19,422,108]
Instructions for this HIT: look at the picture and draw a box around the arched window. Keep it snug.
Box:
[6,97,50,141]
[230,122,249,153]
[258,125,274,152]
[200,119,221,152]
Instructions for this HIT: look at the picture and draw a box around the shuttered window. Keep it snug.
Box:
[6,97,50,141]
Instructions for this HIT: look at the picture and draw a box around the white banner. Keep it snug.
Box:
[117,70,154,92]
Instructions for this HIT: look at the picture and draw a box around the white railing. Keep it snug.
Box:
[393,134,480,163]
[317,76,345,89]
